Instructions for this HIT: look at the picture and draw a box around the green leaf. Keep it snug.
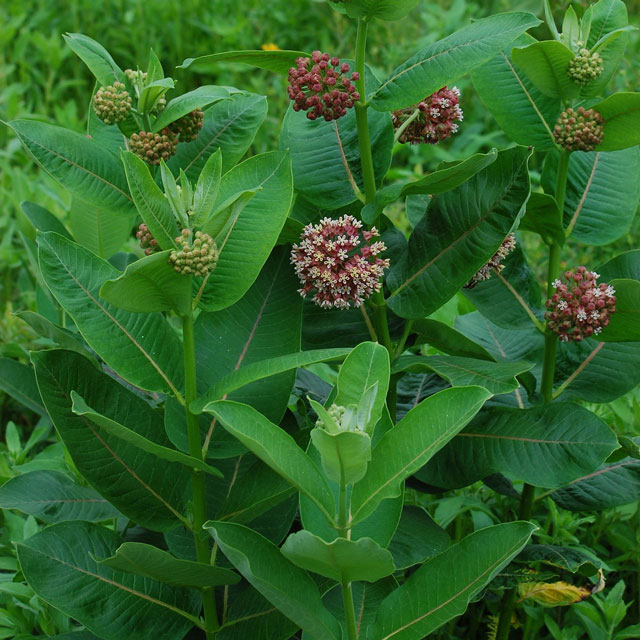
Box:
[462,244,544,331]
[204,401,336,523]
[152,86,230,132]
[362,150,498,224]
[280,65,392,211]
[179,50,310,75]
[192,149,222,227]
[169,92,268,180]
[17,521,201,640]
[350,386,491,524]
[517,545,600,576]
[369,12,541,111]
[15,311,92,359]
[519,192,565,246]
[68,195,134,258]
[342,0,420,21]
[388,506,450,570]
[418,403,618,490]
[334,341,389,435]
[471,35,560,150]
[192,348,350,414]
[138,78,175,115]
[310,427,371,486]
[545,147,640,245]
[100,251,191,315]
[206,521,341,640]
[555,338,640,402]
[593,93,640,151]
[9,120,135,216]
[146,48,164,83]
[21,201,72,240]
[37,232,184,395]
[198,151,293,311]
[393,355,533,396]
[122,151,180,251]
[0,357,46,415]
[386,146,532,319]
[552,457,640,511]
[511,40,578,100]
[195,248,302,425]
[282,531,395,582]
[412,319,494,361]
[598,249,640,282]
[369,522,536,640]
[63,33,124,86]
[32,349,190,531]
[595,279,640,342]
[97,542,239,588]
[70,392,222,478]
[0,470,119,523]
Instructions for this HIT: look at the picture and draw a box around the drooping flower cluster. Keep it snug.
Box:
[169,229,219,277]
[291,215,389,309]
[567,47,604,86]
[136,223,159,255]
[391,86,463,144]
[93,82,132,125]
[128,129,179,165]
[553,107,605,152]
[545,267,616,342]
[167,109,204,142]
[465,234,516,289]
[287,51,360,121]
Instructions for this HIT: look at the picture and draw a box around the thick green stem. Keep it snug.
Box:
[342,577,359,640]
[183,310,218,638]
[496,150,571,640]
[337,472,358,639]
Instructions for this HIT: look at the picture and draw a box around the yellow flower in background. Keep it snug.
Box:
[261,43,280,51]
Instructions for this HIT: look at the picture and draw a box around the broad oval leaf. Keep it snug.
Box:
[386,146,532,319]
[179,50,310,75]
[471,35,560,150]
[281,531,395,583]
[0,357,46,416]
[350,386,492,524]
[152,85,230,132]
[418,403,618,490]
[370,12,541,111]
[10,120,135,216]
[596,279,640,342]
[32,349,190,531]
[17,521,201,640]
[97,542,239,588]
[0,470,120,523]
[63,33,124,86]
[594,92,640,151]
[206,521,341,640]
[368,522,536,640]
[199,151,293,311]
[37,232,184,395]
[341,0,420,21]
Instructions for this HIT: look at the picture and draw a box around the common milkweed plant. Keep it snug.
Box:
[2,0,640,639]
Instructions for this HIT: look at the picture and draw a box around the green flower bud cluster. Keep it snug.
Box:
[135,223,159,255]
[316,403,362,433]
[125,68,147,84]
[553,107,604,152]
[567,48,604,86]
[128,128,179,165]
[93,82,132,125]
[168,109,204,142]
[169,229,219,277]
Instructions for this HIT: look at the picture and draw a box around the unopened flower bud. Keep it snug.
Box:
[553,107,604,152]
[167,109,204,142]
[135,223,160,255]
[567,48,604,86]
[169,229,219,277]
[93,82,132,125]
[128,128,179,165]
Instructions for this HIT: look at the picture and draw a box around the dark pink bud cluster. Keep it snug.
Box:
[392,86,463,144]
[464,234,516,289]
[545,267,616,342]
[291,215,390,309]
[287,51,360,122]
[136,223,158,255]
[167,109,204,142]
[554,107,604,152]
[128,128,178,165]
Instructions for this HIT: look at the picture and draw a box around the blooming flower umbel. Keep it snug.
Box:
[291,215,389,309]
[465,234,516,289]
[287,51,360,121]
[392,86,463,144]
[545,267,616,342]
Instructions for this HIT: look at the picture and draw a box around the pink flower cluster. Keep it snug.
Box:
[545,267,617,342]
[465,234,516,289]
[291,215,389,309]
[392,86,463,144]
[287,51,360,121]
